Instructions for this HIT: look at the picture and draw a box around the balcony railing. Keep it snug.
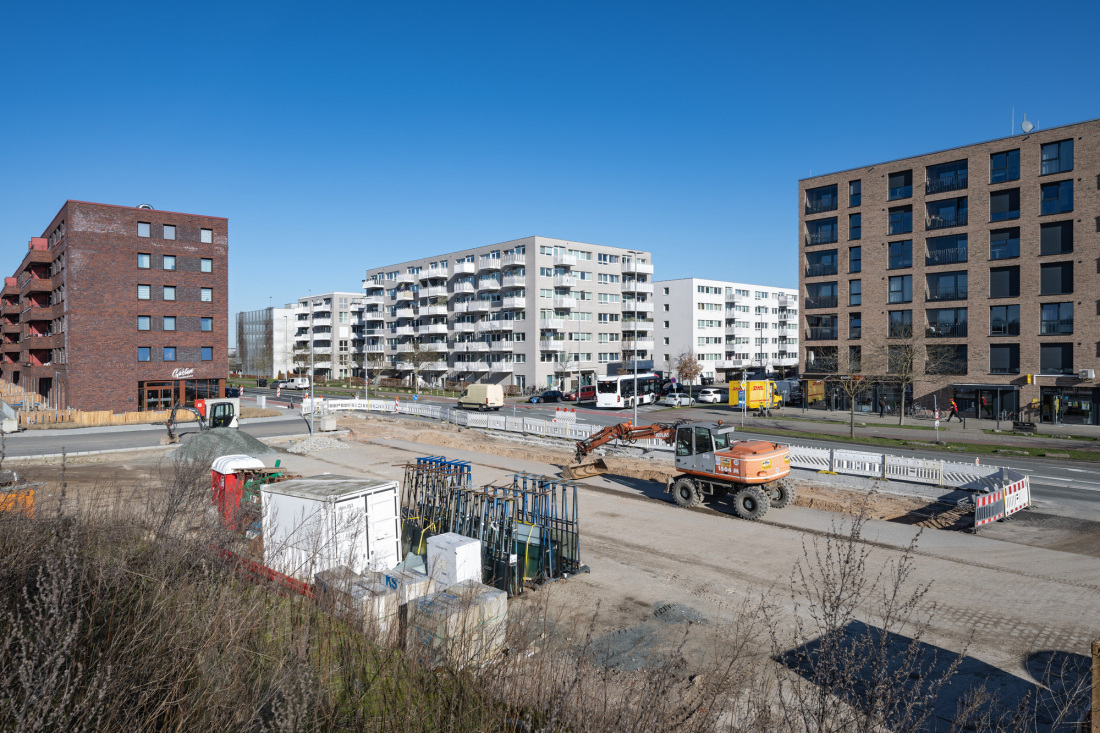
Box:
[926,323,968,338]
[925,248,968,266]
[888,326,913,339]
[989,366,1020,375]
[926,212,968,230]
[926,286,967,302]
[889,185,912,200]
[926,172,968,194]
[805,200,838,215]
[804,295,838,309]
[805,263,838,277]
[805,328,838,341]
[1040,319,1074,335]
[990,322,1020,336]
[806,231,838,246]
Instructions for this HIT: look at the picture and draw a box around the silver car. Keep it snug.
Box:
[662,393,696,407]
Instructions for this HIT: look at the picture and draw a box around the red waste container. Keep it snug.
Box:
[211,455,265,527]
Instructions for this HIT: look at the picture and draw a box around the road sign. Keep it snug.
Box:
[671,377,677,383]
[740,379,748,390]
[413,394,419,401]
[935,420,940,428]
[737,390,745,407]
[934,409,940,420]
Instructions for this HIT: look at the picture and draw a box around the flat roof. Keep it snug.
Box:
[62,199,228,220]
[799,116,1100,183]
[263,476,398,501]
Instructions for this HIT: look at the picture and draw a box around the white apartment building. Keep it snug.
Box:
[654,279,799,381]
[288,292,366,380]
[360,236,655,391]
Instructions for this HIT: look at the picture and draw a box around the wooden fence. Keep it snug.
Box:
[18,408,197,429]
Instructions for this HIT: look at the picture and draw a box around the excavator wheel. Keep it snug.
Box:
[671,477,702,509]
[768,479,796,509]
[733,486,770,521]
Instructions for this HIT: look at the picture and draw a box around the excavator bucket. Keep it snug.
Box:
[562,458,610,480]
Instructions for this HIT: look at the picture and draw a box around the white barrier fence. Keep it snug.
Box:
[304,398,1029,500]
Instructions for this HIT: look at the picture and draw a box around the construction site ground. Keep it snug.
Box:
[17,412,1100,724]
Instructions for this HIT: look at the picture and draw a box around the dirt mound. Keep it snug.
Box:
[172,428,275,461]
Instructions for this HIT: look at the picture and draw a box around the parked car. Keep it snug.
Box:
[697,388,723,404]
[272,380,288,389]
[257,378,268,387]
[662,393,696,407]
[225,386,242,398]
[528,390,564,404]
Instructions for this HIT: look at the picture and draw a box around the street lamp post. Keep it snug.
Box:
[626,249,642,425]
[309,297,315,436]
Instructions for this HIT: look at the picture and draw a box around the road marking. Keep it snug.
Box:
[1066,468,1089,473]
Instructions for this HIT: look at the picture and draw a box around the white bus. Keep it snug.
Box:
[596,373,661,409]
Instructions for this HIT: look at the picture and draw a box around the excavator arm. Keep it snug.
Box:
[563,420,684,479]
[165,404,207,444]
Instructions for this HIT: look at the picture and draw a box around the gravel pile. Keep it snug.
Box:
[288,436,348,454]
[173,428,275,460]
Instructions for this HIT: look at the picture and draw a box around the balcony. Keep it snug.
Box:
[804,296,838,309]
[622,280,653,294]
[926,212,968,230]
[21,276,53,293]
[553,253,577,268]
[495,340,514,351]
[393,325,415,336]
[806,231,838,246]
[455,360,489,372]
[479,320,513,332]
[926,172,968,195]
[539,318,564,330]
[725,291,742,303]
[423,265,448,280]
[422,323,449,334]
[926,287,967,302]
[312,347,333,355]
[477,256,501,272]
[396,272,415,285]
[718,359,749,369]
[2,322,20,334]
[1,302,19,315]
[422,304,449,316]
[22,304,61,320]
[540,339,566,351]
[623,338,655,351]
[468,300,492,312]
[553,274,576,288]
[625,300,654,312]
[925,248,968,266]
[420,342,449,352]
[621,260,654,275]
[926,323,968,338]
[725,324,742,335]
[553,297,577,309]
[423,285,447,298]
[1040,319,1074,335]
[502,275,525,288]
[423,361,449,371]
[464,342,491,353]
[501,296,526,309]
[805,328,838,341]
[452,322,477,333]
[778,294,796,308]
[361,294,384,306]
[453,282,475,294]
[502,252,526,268]
[488,362,513,373]
[478,279,501,291]
[804,263,838,278]
[362,344,385,353]
[396,290,415,301]
[453,261,476,275]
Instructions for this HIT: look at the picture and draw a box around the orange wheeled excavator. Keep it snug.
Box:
[564,420,794,520]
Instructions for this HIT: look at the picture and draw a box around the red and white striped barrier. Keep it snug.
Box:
[974,490,1005,527]
[553,408,578,424]
[973,473,1031,530]
[1002,477,1030,518]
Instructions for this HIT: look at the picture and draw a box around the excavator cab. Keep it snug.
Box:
[195,398,240,430]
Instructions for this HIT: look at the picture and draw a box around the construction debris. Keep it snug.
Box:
[288,436,348,454]
[173,427,275,460]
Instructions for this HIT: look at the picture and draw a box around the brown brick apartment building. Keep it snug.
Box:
[0,201,228,413]
[799,118,1099,425]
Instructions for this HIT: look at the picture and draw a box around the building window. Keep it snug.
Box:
[163,286,176,301]
[200,258,213,272]
[1040,262,1073,295]
[806,217,838,245]
[805,249,838,277]
[137,316,150,331]
[926,307,968,338]
[1040,180,1073,215]
[990,228,1020,260]
[926,271,967,302]
[888,170,912,200]
[849,180,861,207]
[990,305,1020,336]
[1039,343,1073,375]
[805,282,838,309]
[1040,139,1073,175]
[989,344,1020,374]
[926,234,967,266]
[163,255,176,271]
[806,184,838,214]
[201,228,213,243]
[137,284,151,300]
[163,225,176,240]
[926,344,967,375]
[989,267,1020,298]
[990,149,1019,183]
[163,347,176,362]
[138,347,151,362]
[1040,221,1073,255]
[137,222,150,238]
[163,316,176,331]
[848,279,861,306]
[926,159,968,194]
[888,240,912,269]
[990,189,1020,221]
[888,310,912,338]
[849,213,861,240]
[848,246,861,273]
[848,312,861,339]
[888,275,912,304]
[925,197,967,230]
[138,253,150,268]
[1040,302,1073,335]
[663,287,669,295]
[201,347,213,361]
[201,317,213,331]
[200,288,213,302]
[888,206,912,235]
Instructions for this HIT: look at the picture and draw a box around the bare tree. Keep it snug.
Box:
[291,343,311,376]
[407,341,443,395]
[864,326,963,425]
[813,346,883,438]
[675,352,703,400]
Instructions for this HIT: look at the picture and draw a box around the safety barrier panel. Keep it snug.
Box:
[553,408,578,424]
[1002,475,1030,518]
[974,490,1006,527]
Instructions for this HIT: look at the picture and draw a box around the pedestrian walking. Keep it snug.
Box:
[878,397,886,418]
[980,394,987,419]
[947,398,960,422]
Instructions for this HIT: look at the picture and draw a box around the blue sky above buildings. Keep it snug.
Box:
[2,0,1098,340]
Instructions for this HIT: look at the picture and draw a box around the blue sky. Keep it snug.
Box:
[2,0,1098,342]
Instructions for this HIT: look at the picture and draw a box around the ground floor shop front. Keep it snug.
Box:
[138,378,224,411]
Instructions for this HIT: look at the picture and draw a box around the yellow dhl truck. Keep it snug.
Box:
[727,380,783,410]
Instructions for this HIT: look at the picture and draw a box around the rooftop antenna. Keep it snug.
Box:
[1021,114,1034,134]
[137,203,154,209]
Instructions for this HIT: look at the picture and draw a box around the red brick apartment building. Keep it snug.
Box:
[799,118,1099,425]
[0,201,228,413]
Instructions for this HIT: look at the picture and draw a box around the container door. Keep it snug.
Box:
[366,489,400,571]
[333,497,367,574]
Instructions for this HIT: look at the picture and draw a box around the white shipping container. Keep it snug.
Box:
[262,477,401,581]
[426,533,482,588]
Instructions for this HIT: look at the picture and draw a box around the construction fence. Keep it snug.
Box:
[306,397,1031,523]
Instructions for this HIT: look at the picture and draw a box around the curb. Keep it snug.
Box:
[3,429,349,461]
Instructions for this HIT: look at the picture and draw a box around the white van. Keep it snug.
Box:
[457,384,504,411]
[286,377,310,390]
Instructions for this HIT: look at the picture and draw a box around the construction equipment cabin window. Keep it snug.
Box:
[676,428,693,456]
[694,427,713,454]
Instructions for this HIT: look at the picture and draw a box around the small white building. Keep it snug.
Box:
[654,278,799,382]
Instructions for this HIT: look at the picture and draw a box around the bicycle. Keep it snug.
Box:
[998,410,1015,422]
